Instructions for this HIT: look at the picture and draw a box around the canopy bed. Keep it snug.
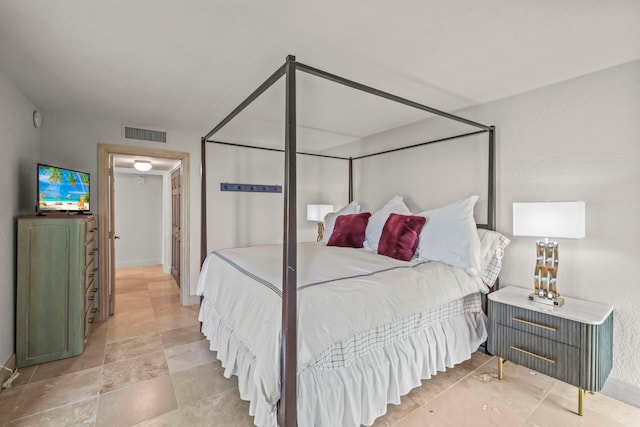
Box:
[199,55,499,426]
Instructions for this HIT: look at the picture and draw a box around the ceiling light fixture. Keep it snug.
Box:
[133,160,152,172]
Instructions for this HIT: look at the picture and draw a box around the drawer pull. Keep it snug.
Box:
[510,346,555,364]
[512,317,556,332]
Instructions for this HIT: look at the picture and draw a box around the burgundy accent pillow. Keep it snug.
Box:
[327,213,371,248]
[378,213,428,261]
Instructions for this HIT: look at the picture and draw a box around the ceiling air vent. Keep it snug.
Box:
[124,126,167,143]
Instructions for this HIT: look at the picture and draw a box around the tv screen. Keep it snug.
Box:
[37,163,90,213]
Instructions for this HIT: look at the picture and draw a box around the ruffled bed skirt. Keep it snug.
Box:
[199,297,487,427]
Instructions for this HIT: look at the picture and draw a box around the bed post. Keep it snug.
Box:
[488,126,496,231]
[279,54,298,427]
[348,157,353,203]
[200,137,208,267]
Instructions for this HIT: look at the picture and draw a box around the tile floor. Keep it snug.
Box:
[1,265,638,426]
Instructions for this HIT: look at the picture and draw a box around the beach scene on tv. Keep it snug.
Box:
[38,165,90,212]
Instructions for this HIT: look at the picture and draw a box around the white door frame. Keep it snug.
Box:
[97,143,190,321]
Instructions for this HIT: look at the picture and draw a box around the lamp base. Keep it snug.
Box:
[532,239,561,306]
[528,292,565,307]
[316,222,325,242]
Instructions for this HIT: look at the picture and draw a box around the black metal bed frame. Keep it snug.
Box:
[200,55,495,427]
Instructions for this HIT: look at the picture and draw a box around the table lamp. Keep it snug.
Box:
[307,204,334,242]
[513,201,585,306]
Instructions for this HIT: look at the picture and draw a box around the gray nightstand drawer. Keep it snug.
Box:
[489,286,614,415]
[494,324,580,386]
[492,301,580,347]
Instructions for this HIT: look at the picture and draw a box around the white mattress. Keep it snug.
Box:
[197,242,488,426]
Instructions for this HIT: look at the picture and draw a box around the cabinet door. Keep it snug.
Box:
[16,219,84,367]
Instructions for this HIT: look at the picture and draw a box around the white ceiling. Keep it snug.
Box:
[1,1,639,151]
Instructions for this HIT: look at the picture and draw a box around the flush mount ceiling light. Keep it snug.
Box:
[133,160,152,172]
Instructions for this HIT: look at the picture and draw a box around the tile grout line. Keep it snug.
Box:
[93,338,107,425]
[2,371,28,425]
[97,266,178,425]
[6,395,100,425]
[389,354,496,426]
[517,379,559,427]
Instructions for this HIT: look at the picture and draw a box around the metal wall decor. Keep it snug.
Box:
[220,182,282,193]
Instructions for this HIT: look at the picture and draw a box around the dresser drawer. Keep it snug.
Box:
[85,219,96,243]
[85,301,97,337]
[492,301,581,346]
[85,239,96,266]
[494,324,580,387]
[85,258,97,284]
[84,279,97,312]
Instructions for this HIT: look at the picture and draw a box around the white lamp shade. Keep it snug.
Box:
[133,160,152,172]
[513,201,585,239]
[307,204,334,222]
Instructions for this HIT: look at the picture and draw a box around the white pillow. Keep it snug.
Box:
[364,195,411,252]
[477,229,510,287]
[416,195,482,276]
[322,201,361,244]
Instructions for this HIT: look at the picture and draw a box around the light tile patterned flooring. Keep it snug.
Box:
[1,265,638,426]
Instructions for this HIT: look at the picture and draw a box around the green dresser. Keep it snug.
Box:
[16,215,98,367]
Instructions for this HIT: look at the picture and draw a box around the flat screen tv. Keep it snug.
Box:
[37,163,90,213]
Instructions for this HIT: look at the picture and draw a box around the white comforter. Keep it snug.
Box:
[197,242,487,411]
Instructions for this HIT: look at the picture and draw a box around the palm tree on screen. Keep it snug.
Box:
[40,167,63,199]
[67,172,77,189]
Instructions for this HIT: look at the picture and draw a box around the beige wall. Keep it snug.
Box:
[0,67,40,365]
[38,113,202,298]
[355,60,640,404]
[114,173,163,268]
[204,143,349,251]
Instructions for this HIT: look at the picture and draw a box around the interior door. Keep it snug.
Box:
[107,154,116,315]
[171,166,182,287]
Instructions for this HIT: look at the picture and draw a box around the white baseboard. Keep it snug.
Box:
[182,294,200,306]
[1,353,16,385]
[115,259,162,269]
[601,377,640,408]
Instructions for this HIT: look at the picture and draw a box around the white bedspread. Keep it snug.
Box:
[197,242,487,413]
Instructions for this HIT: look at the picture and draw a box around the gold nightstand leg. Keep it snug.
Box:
[498,357,504,380]
[578,388,585,416]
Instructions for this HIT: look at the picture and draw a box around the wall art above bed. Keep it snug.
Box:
[220,182,282,193]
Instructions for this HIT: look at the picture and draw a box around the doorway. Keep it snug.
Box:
[97,144,190,322]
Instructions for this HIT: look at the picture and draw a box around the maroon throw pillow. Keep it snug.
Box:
[327,213,371,248]
[378,213,428,261]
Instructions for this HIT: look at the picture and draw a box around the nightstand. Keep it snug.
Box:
[487,286,613,416]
